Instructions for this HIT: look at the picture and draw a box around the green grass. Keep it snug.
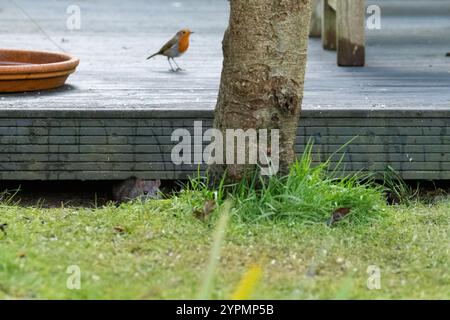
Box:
[0,199,448,299]
[177,143,386,226]
[0,150,448,299]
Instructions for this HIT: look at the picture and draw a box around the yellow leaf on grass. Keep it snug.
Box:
[231,265,262,300]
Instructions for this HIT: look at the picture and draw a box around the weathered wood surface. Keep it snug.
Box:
[309,0,322,37]
[327,0,337,11]
[0,0,450,180]
[337,0,365,66]
[322,0,337,50]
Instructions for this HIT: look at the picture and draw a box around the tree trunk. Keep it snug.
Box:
[210,0,312,182]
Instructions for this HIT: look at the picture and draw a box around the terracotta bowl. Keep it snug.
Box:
[0,49,79,93]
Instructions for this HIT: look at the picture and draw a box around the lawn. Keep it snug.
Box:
[0,195,448,299]
[0,154,449,300]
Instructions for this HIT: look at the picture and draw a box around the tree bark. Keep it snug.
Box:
[210,0,312,182]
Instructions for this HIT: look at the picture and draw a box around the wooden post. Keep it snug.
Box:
[337,0,365,66]
[309,0,323,37]
[322,0,337,50]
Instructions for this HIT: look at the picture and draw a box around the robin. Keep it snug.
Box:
[147,29,194,72]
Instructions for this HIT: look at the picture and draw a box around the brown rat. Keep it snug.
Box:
[113,177,161,203]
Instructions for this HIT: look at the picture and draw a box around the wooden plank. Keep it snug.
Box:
[327,0,337,11]
[297,135,450,145]
[2,117,450,128]
[0,135,181,145]
[399,172,450,180]
[337,0,365,66]
[320,162,450,171]
[0,145,179,153]
[0,154,177,162]
[0,158,447,172]
[0,126,205,136]
[322,0,337,50]
[295,144,450,154]
[297,118,450,127]
[0,119,213,128]
[309,0,323,37]
[0,162,448,172]
[2,134,450,146]
[299,126,450,136]
[0,162,205,171]
[0,171,195,181]
[1,161,449,172]
[308,153,441,163]
[2,170,449,181]
[0,125,448,137]
[2,143,450,155]
[3,108,450,120]
[3,108,450,119]
[2,152,450,163]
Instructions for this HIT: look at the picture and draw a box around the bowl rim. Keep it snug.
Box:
[0,48,80,75]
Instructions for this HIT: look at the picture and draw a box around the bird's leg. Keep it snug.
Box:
[171,58,184,72]
[167,57,176,72]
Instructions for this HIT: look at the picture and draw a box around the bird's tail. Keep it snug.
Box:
[147,52,159,60]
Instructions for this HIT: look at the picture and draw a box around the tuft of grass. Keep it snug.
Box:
[0,188,21,206]
[181,143,386,225]
[383,166,418,205]
[170,167,220,219]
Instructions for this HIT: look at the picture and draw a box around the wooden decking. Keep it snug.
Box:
[1,0,450,180]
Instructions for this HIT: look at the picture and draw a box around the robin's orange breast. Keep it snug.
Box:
[178,34,190,54]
